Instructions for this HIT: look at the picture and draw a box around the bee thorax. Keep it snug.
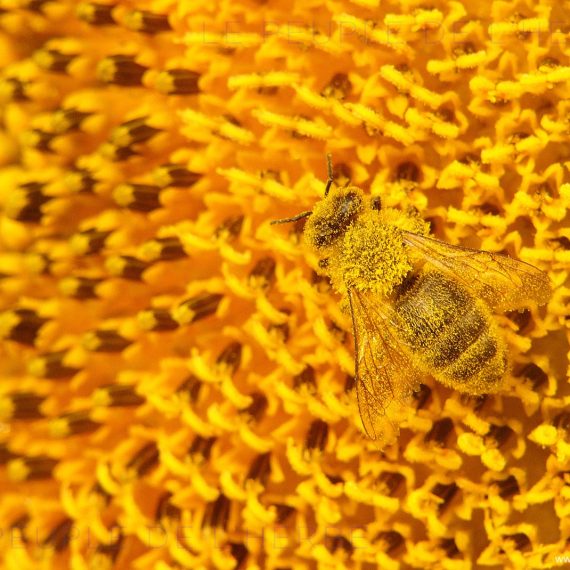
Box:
[337,219,411,296]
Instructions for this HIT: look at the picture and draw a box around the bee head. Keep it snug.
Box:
[271,155,371,253]
[304,186,364,251]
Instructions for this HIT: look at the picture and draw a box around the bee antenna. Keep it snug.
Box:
[271,154,333,226]
[270,210,312,225]
[324,153,334,197]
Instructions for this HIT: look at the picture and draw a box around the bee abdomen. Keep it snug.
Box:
[428,303,487,369]
[395,270,507,393]
[445,333,497,379]
[395,270,471,344]
[439,330,507,393]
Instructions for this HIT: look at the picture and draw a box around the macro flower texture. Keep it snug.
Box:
[1,0,570,568]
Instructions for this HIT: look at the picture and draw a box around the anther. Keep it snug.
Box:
[493,475,520,499]
[431,481,458,512]
[188,435,216,464]
[172,293,223,325]
[59,276,102,299]
[0,392,45,420]
[214,215,244,241]
[70,229,112,255]
[138,308,179,331]
[248,257,276,290]
[376,471,405,496]
[76,2,116,26]
[43,519,74,552]
[201,494,231,530]
[50,410,101,437]
[321,73,352,100]
[153,163,201,187]
[64,168,98,193]
[6,182,51,222]
[34,48,77,73]
[83,329,132,352]
[156,492,182,522]
[305,419,329,452]
[155,69,201,95]
[93,384,145,407]
[0,308,48,345]
[8,455,58,481]
[126,442,159,477]
[241,392,268,423]
[245,452,271,485]
[97,55,149,86]
[124,10,172,34]
[424,417,454,446]
[52,108,92,133]
[28,350,79,379]
[113,183,162,212]
[216,342,242,376]
[374,530,405,554]
[293,366,316,392]
[106,255,149,280]
[140,237,187,261]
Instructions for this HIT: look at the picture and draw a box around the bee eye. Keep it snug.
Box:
[311,191,362,249]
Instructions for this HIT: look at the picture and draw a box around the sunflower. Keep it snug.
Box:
[0,0,569,569]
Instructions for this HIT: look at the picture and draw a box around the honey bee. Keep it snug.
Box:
[273,157,551,443]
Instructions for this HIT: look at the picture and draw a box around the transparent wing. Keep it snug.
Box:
[348,288,422,443]
[402,231,551,311]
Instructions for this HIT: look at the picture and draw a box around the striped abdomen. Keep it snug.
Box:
[394,270,507,394]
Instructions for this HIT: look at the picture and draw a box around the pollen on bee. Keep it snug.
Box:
[338,215,412,296]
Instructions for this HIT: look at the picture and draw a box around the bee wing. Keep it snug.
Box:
[348,288,422,442]
[402,231,551,311]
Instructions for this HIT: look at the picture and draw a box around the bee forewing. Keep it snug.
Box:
[348,288,423,443]
[402,231,551,311]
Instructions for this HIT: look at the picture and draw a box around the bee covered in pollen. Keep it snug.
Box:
[272,156,551,444]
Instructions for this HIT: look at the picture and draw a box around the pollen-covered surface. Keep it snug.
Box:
[0,1,569,570]
[395,270,508,394]
[339,217,411,296]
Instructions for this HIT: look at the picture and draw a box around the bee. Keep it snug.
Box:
[272,156,551,444]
